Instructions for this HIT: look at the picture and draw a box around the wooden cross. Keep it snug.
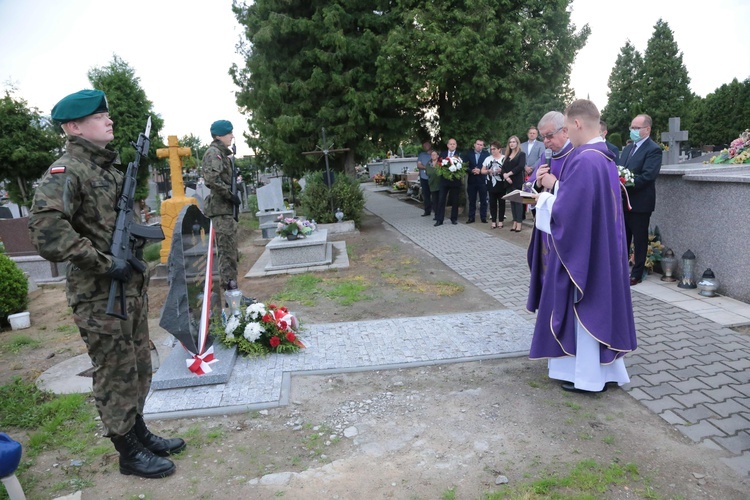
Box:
[302,128,350,214]
[661,117,689,165]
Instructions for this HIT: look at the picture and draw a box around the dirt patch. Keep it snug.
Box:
[1,211,749,499]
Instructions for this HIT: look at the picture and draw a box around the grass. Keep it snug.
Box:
[484,459,641,499]
[55,324,77,334]
[272,274,374,307]
[324,276,370,305]
[143,241,162,262]
[381,273,464,296]
[1,335,41,353]
[273,274,323,306]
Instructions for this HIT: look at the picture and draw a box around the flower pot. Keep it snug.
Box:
[286,234,298,241]
[8,311,30,330]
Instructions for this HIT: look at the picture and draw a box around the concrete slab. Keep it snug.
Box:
[245,241,349,278]
[151,340,238,390]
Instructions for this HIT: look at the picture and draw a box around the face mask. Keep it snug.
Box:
[630,129,641,142]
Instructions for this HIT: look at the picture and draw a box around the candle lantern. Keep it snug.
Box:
[224,289,243,316]
[335,207,344,222]
[697,268,720,297]
[660,248,678,282]
[677,249,697,289]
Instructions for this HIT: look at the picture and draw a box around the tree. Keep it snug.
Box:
[377,0,589,148]
[0,92,62,208]
[641,19,692,138]
[601,41,644,139]
[180,134,207,170]
[231,0,401,177]
[88,55,166,200]
[689,78,750,147]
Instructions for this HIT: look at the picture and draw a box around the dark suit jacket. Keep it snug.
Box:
[621,138,662,213]
[605,141,620,164]
[465,150,490,185]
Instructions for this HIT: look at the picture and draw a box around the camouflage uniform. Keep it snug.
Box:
[28,136,152,437]
[202,139,238,289]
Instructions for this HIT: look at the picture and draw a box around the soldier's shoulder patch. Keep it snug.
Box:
[217,154,222,160]
[50,166,66,174]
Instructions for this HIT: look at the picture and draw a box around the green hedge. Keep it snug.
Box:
[0,254,28,320]
[299,171,365,227]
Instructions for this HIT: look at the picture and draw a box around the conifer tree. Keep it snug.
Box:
[601,41,644,139]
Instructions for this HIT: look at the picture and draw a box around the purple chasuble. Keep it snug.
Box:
[526,141,574,311]
[527,142,636,364]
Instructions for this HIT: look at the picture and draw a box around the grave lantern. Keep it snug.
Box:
[677,249,697,289]
[660,248,678,282]
[224,289,243,317]
[697,268,720,297]
[335,207,344,223]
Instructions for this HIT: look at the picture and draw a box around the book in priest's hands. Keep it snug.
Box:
[502,188,538,204]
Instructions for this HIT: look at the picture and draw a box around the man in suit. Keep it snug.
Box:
[621,114,662,286]
[435,138,462,226]
[600,120,620,164]
[465,138,490,223]
[522,126,543,178]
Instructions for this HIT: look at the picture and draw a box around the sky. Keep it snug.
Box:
[1,0,749,156]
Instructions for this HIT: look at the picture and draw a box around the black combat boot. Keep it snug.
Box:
[134,414,186,456]
[111,427,176,478]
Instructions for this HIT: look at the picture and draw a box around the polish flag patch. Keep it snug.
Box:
[50,166,66,174]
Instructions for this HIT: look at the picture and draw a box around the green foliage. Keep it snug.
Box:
[608,132,623,149]
[642,19,692,138]
[689,78,750,147]
[299,171,365,227]
[601,41,644,139]
[0,92,63,207]
[0,253,28,319]
[273,274,323,307]
[231,1,587,170]
[377,0,589,146]
[87,55,166,201]
[180,133,207,171]
[143,242,162,262]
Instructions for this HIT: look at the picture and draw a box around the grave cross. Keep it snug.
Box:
[302,128,350,215]
[661,117,689,165]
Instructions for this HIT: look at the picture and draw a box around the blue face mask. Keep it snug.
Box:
[630,129,642,142]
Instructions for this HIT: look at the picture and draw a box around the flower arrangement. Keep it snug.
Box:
[276,216,315,239]
[373,173,386,185]
[392,180,407,190]
[630,226,664,275]
[709,129,750,164]
[617,165,634,187]
[435,156,465,181]
[215,302,305,356]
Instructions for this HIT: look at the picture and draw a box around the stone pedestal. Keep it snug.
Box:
[265,229,332,271]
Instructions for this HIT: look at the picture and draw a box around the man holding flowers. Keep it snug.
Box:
[434,138,463,226]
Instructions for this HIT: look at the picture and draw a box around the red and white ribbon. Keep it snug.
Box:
[186,345,217,375]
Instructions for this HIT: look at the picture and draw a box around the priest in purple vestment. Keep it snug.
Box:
[526,100,637,393]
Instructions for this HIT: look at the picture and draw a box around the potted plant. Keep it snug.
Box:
[275,216,315,240]
[0,254,29,330]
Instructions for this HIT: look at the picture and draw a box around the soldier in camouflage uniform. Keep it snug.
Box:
[28,89,184,479]
[202,120,241,291]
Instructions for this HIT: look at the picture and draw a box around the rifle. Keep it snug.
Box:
[231,143,239,221]
[106,116,166,320]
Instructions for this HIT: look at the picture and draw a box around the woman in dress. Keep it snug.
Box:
[501,135,526,232]
[483,141,505,229]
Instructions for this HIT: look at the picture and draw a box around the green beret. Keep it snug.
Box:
[51,90,109,123]
[210,120,233,137]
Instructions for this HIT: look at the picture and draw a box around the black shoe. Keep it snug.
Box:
[134,414,186,457]
[432,217,437,220]
[112,428,176,478]
[466,219,475,224]
[434,221,443,226]
[481,219,487,223]
[421,213,431,217]
[451,220,458,225]
[561,382,607,394]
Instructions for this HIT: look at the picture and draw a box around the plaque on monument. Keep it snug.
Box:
[154,204,236,388]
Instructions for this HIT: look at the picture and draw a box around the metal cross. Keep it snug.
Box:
[302,128,350,214]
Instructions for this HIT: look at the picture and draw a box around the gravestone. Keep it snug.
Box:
[153,204,236,389]
[661,117,689,165]
[0,217,62,282]
[256,178,294,239]
[265,229,332,271]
